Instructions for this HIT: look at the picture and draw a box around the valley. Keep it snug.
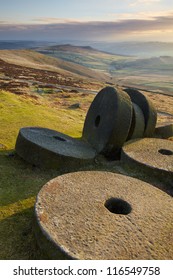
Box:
[36,44,173,95]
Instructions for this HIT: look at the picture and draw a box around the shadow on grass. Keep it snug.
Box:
[0,150,60,207]
[0,206,46,260]
[0,149,61,260]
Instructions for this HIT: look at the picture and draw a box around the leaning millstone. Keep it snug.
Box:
[35,171,173,260]
[124,88,157,137]
[15,127,96,169]
[126,103,145,140]
[154,123,173,139]
[82,86,132,157]
[121,138,173,185]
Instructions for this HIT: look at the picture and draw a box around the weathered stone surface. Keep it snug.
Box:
[82,87,132,157]
[127,103,145,140]
[15,127,96,169]
[35,171,173,260]
[155,123,173,139]
[124,88,157,137]
[121,138,173,183]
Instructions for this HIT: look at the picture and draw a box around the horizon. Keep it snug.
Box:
[0,0,173,42]
[1,39,173,43]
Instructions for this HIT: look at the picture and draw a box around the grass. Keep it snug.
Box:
[0,89,91,259]
[0,149,60,259]
[0,90,87,149]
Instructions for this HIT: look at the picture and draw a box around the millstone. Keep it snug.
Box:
[124,88,157,137]
[121,138,173,183]
[127,103,145,140]
[82,87,132,157]
[15,127,96,169]
[35,171,173,260]
[155,123,173,139]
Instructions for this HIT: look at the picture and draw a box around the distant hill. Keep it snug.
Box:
[0,49,108,81]
[111,56,173,72]
[0,40,55,50]
[36,44,127,73]
[92,41,173,57]
[41,44,102,53]
[1,40,173,57]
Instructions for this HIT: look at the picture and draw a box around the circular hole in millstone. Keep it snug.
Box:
[158,149,173,156]
[95,115,101,128]
[53,136,66,142]
[104,198,132,215]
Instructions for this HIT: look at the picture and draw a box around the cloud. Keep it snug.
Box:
[32,17,82,24]
[0,12,173,41]
[0,21,9,24]
[109,10,171,20]
[130,0,161,6]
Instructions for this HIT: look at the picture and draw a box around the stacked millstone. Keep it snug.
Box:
[82,87,133,158]
[124,88,157,138]
[82,87,157,158]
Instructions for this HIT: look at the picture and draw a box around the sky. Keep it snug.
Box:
[0,0,173,42]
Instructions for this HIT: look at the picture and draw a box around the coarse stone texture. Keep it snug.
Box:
[82,87,132,157]
[121,138,173,184]
[35,171,173,260]
[127,103,145,140]
[124,88,157,137]
[155,123,173,139]
[15,127,96,170]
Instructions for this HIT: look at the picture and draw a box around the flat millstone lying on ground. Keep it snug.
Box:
[35,171,173,260]
[15,127,96,169]
[121,138,173,184]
